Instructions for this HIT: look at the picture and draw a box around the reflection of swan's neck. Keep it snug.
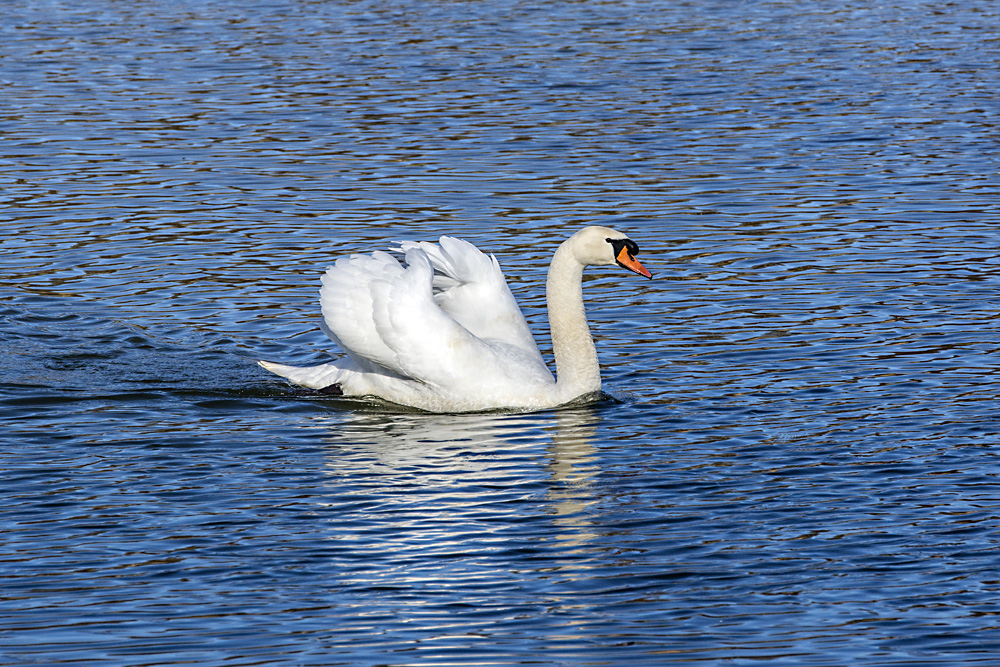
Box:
[547,241,601,399]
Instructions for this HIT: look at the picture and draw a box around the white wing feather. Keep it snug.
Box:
[319,250,405,373]
[397,236,543,361]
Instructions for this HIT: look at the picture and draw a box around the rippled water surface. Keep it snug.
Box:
[3,0,1000,664]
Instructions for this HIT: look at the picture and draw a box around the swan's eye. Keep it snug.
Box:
[606,237,640,259]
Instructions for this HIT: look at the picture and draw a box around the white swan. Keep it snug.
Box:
[259,226,651,413]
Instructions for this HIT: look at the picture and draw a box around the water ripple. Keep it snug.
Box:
[3,0,1000,664]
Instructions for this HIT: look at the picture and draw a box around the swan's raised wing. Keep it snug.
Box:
[318,244,552,390]
[319,250,408,374]
[397,236,543,363]
[371,249,513,386]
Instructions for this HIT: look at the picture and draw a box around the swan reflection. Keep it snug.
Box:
[544,407,600,548]
[315,405,601,548]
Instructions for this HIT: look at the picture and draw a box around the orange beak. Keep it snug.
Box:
[616,245,652,279]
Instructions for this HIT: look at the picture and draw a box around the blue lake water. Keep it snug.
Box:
[2,0,1000,664]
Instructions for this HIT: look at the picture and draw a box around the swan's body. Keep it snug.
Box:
[259,226,651,412]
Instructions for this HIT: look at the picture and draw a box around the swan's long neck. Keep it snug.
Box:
[546,241,601,399]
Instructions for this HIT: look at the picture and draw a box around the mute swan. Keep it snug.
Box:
[259,226,651,413]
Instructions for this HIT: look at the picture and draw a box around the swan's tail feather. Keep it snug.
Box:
[258,360,343,390]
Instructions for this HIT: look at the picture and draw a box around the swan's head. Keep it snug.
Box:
[569,226,652,279]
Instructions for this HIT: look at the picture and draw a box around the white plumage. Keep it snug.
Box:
[260,226,651,412]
